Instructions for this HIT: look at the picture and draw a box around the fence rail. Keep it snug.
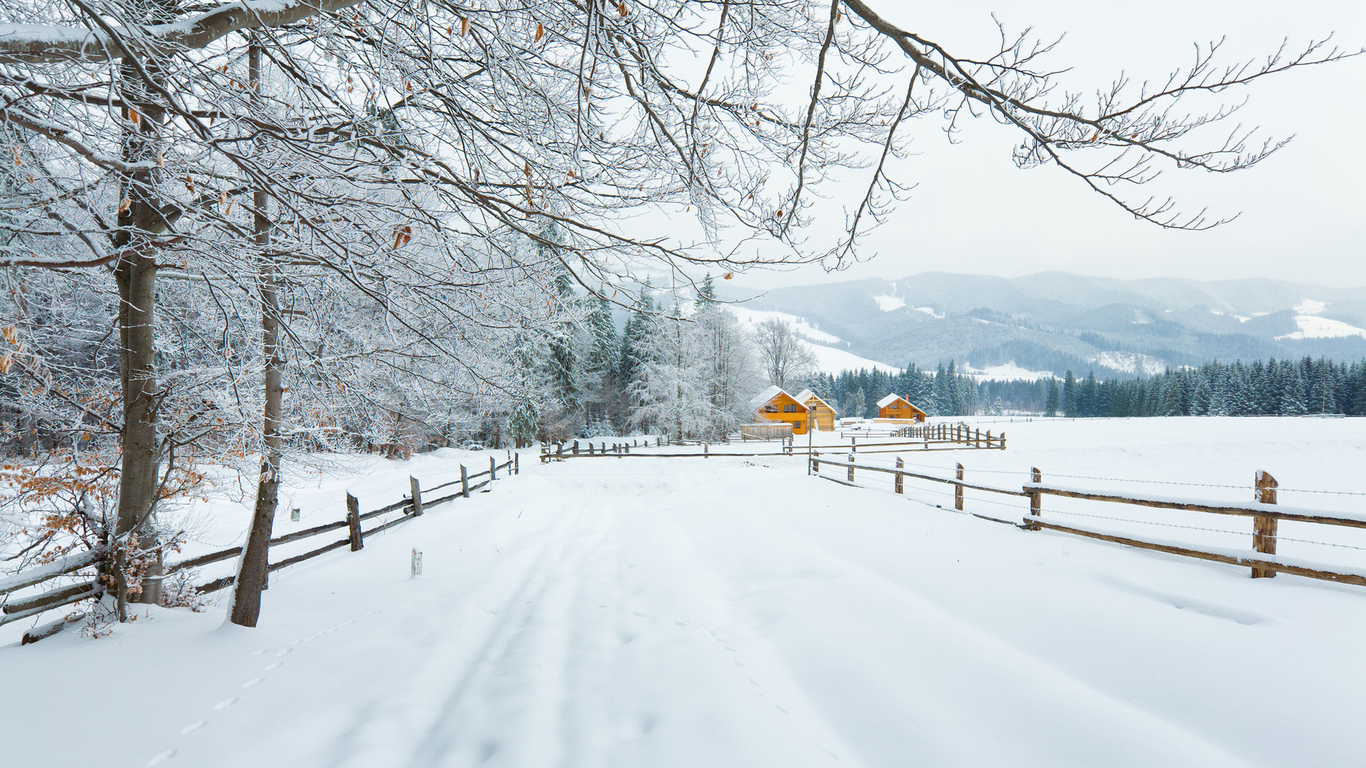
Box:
[542,425,1006,463]
[0,453,519,642]
[811,453,1366,589]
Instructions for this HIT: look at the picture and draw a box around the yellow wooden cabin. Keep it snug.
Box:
[795,389,839,431]
[876,393,927,422]
[749,385,811,435]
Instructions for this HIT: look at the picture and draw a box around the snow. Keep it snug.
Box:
[8,418,1366,767]
[1276,315,1366,341]
[875,393,903,408]
[1294,299,1328,315]
[1090,351,1167,376]
[871,294,906,312]
[728,306,897,373]
[1209,309,1251,323]
[913,306,944,319]
[804,342,901,375]
[961,362,1053,382]
[748,384,794,411]
[729,306,842,344]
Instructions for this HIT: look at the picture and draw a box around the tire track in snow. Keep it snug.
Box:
[396,502,617,768]
[675,477,1260,768]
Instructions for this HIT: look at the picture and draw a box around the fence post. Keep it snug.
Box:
[490,455,497,482]
[955,463,964,510]
[812,451,821,474]
[986,430,992,449]
[895,457,904,494]
[409,476,424,517]
[999,432,1006,450]
[515,452,520,475]
[704,443,709,459]
[411,548,423,577]
[460,464,470,498]
[1028,467,1042,526]
[346,493,363,551]
[573,440,580,455]
[847,453,855,483]
[852,436,857,453]
[1253,471,1278,579]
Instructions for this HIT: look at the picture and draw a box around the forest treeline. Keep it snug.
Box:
[806,356,1366,418]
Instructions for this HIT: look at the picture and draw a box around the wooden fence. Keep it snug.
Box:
[542,426,1004,463]
[541,436,804,461]
[0,453,519,642]
[740,423,794,441]
[811,453,1366,589]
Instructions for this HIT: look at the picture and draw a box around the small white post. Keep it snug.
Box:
[411,548,423,577]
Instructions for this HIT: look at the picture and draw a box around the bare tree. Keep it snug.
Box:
[753,318,818,391]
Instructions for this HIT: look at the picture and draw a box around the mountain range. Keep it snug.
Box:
[725,272,1366,379]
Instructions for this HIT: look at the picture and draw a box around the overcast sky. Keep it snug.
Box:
[730,0,1366,291]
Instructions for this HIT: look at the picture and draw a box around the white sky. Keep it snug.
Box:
[730,0,1366,290]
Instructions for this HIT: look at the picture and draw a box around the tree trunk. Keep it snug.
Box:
[230,42,282,628]
[112,40,171,613]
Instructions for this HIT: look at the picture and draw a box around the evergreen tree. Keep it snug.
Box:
[507,333,541,447]
[694,273,717,308]
[542,269,582,436]
[843,387,866,421]
[1279,365,1308,415]
[1062,370,1077,417]
[1044,377,1059,417]
[1159,373,1183,416]
[617,279,656,402]
[582,296,620,432]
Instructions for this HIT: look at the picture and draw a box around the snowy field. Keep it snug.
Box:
[6,418,1366,767]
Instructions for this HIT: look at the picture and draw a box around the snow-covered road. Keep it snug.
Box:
[6,436,1366,767]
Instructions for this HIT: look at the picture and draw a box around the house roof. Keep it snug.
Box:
[876,393,906,408]
[795,389,838,414]
[748,385,806,412]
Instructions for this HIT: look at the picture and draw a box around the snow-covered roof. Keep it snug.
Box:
[877,393,906,408]
[749,385,801,411]
[796,389,838,414]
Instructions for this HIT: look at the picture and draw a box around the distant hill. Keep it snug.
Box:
[722,272,1366,378]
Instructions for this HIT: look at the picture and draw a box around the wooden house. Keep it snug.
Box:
[795,389,839,431]
[749,385,811,435]
[876,393,927,422]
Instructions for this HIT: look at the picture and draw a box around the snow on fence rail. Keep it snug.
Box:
[0,453,519,642]
[811,452,1366,589]
[540,426,1005,463]
[540,436,805,461]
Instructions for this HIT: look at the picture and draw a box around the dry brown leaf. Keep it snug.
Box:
[535,22,544,42]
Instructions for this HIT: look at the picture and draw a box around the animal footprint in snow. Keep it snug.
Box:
[276,647,293,657]
[147,748,177,765]
[213,697,239,710]
[242,677,265,688]
[180,720,208,734]
[264,661,284,671]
